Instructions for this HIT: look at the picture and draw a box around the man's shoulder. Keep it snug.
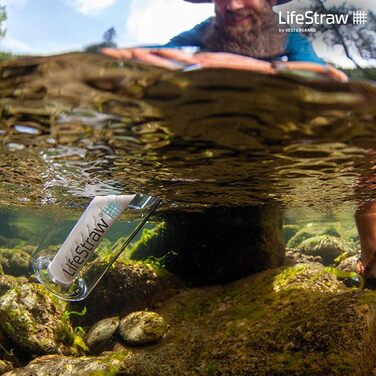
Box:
[285,31,312,47]
[284,31,325,64]
[164,18,213,48]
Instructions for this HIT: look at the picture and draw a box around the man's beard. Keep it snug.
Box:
[202,3,287,59]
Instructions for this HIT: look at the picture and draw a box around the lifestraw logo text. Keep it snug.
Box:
[62,217,109,278]
[278,9,368,32]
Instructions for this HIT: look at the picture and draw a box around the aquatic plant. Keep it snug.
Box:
[60,307,89,355]
[296,235,352,265]
[128,222,166,260]
[0,343,14,360]
[62,306,87,321]
[142,251,177,271]
[72,333,89,353]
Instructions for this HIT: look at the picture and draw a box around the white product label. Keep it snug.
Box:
[48,194,135,287]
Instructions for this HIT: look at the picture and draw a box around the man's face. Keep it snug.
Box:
[203,0,285,58]
[213,0,273,31]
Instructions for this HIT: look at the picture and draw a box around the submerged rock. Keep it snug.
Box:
[286,229,316,249]
[0,283,73,355]
[101,263,376,376]
[282,224,300,243]
[0,249,31,277]
[18,245,36,256]
[296,235,352,265]
[119,311,167,346]
[85,317,120,354]
[4,264,376,375]
[2,353,128,376]
[337,255,358,273]
[70,260,181,326]
[0,275,28,297]
[284,249,322,265]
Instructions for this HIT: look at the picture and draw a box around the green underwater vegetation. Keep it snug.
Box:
[60,307,90,354]
[0,199,372,374]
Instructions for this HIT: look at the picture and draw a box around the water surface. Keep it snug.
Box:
[0,53,375,214]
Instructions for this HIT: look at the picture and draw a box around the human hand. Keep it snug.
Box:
[194,52,274,73]
[101,48,348,82]
[101,48,197,70]
[101,48,274,74]
[271,61,348,82]
[325,64,348,83]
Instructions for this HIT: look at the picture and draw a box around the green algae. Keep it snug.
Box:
[273,264,307,291]
[86,352,128,376]
[324,267,364,289]
[60,307,89,355]
[73,335,89,353]
[145,263,376,376]
[62,306,87,321]
[128,222,166,260]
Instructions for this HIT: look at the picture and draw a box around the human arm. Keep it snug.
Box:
[355,203,376,278]
[101,48,347,82]
[193,52,348,81]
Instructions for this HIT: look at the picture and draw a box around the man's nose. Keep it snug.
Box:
[226,0,244,11]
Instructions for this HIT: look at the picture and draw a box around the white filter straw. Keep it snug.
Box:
[47,194,136,287]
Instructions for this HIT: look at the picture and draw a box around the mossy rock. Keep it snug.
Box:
[18,245,37,255]
[286,222,345,250]
[296,235,352,265]
[286,229,317,249]
[0,248,32,276]
[322,226,340,237]
[0,275,27,296]
[337,255,358,273]
[2,353,128,376]
[119,311,167,346]
[0,283,73,355]
[6,264,376,375]
[82,263,376,376]
[86,317,120,354]
[282,224,300,243]
[285,249,322,265]
[70,260,182,326]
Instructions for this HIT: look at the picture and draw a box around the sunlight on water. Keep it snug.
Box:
[0,53,375,213]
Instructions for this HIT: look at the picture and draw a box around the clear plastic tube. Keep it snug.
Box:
[32,193,160,301]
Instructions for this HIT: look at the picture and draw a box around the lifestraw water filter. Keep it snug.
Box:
[32,193,160,301]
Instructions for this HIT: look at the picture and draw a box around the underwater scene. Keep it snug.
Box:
[0,52,374,376]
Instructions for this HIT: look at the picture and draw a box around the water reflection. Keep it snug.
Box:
[0,53,375,211]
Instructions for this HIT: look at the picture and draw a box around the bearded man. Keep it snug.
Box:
[103,0,347,81]
[166,0,322,63]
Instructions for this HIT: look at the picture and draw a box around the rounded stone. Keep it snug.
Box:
[0,248,32,276]
[119,311,167,346]
[296,235,351,265]
[85,317,120,354]
[337,255,358,273]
